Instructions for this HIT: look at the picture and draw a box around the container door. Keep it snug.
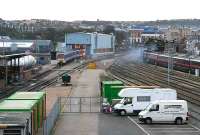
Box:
[38,100,42,128]
[43,95,46,119]
[33,106,38,132]
[31,111,35,135]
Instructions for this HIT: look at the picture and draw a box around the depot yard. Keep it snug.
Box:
[0,57,199,135]
[50,59,200,135]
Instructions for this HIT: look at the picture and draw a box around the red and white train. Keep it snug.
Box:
[144,51,200,73]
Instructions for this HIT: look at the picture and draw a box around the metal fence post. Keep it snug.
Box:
[80,98,82,112]
[99,97,101,113]
[90,97,91,113]
[70,97,71,112]
[59,97,61,113]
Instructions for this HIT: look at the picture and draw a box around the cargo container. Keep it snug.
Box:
[101,81,124,104]
[109,86,124,104]
[0,112,32,135]
[0,100,38,135]
[7,92,46,128]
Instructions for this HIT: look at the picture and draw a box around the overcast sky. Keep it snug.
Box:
[0,0,199,21]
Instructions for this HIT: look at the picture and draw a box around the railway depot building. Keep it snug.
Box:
[0,40,52,65]
[65,32,115,57]
[0,40,53,89]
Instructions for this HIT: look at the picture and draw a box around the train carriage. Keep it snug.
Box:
[144,51,200,75]
[57,50,80,65]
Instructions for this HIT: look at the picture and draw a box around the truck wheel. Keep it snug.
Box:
[145,118,152,124]
[120,110,126,116]
[176,118,183,125]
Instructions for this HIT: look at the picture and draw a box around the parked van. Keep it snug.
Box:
[113,88,177,115]
[139,100,189,124]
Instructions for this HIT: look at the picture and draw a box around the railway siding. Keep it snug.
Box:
[108,61,200,124]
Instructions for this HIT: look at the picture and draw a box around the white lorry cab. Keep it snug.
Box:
[139,100,189,124]
[113,88,177,115]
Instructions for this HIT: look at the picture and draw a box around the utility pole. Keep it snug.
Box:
[167,40,175,86]
[1,38,8,88]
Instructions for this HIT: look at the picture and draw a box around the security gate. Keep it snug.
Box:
[60,97,102,113]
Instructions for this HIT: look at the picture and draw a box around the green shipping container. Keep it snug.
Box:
[7,92,46,128]
[110,86,124,103]
[0,100,38,135]
[102,81,123,103]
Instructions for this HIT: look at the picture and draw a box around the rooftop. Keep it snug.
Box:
[0,100,37,111]
[102,80,123,84]
[7,92,45,100]
[0,53,28,59]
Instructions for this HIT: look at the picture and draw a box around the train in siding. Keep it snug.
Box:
[143,51,200,74]
[56,50,80,64]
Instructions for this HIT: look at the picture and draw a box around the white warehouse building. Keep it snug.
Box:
[65,32,115,57]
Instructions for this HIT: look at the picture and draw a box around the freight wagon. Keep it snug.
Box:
[0,100,38,135]
[7,92,46,128]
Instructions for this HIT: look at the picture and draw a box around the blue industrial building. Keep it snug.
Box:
[65,32,115,57]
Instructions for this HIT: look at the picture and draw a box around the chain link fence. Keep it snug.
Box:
[60,97,102,113]
[41,96,101,135]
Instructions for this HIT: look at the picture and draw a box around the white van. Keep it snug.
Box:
[139,100,189,124]
[113,88,177,115]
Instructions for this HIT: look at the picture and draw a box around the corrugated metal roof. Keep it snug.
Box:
[0,40,52,48]
[0,42,33,48]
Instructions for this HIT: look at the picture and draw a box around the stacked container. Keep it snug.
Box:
[7,92,46,128]
[101,81,124,104]
[0,100,38,135]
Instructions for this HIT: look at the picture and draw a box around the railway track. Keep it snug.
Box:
[0,54,115,100]
[108,60,200,122]
[0,62,87,100]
